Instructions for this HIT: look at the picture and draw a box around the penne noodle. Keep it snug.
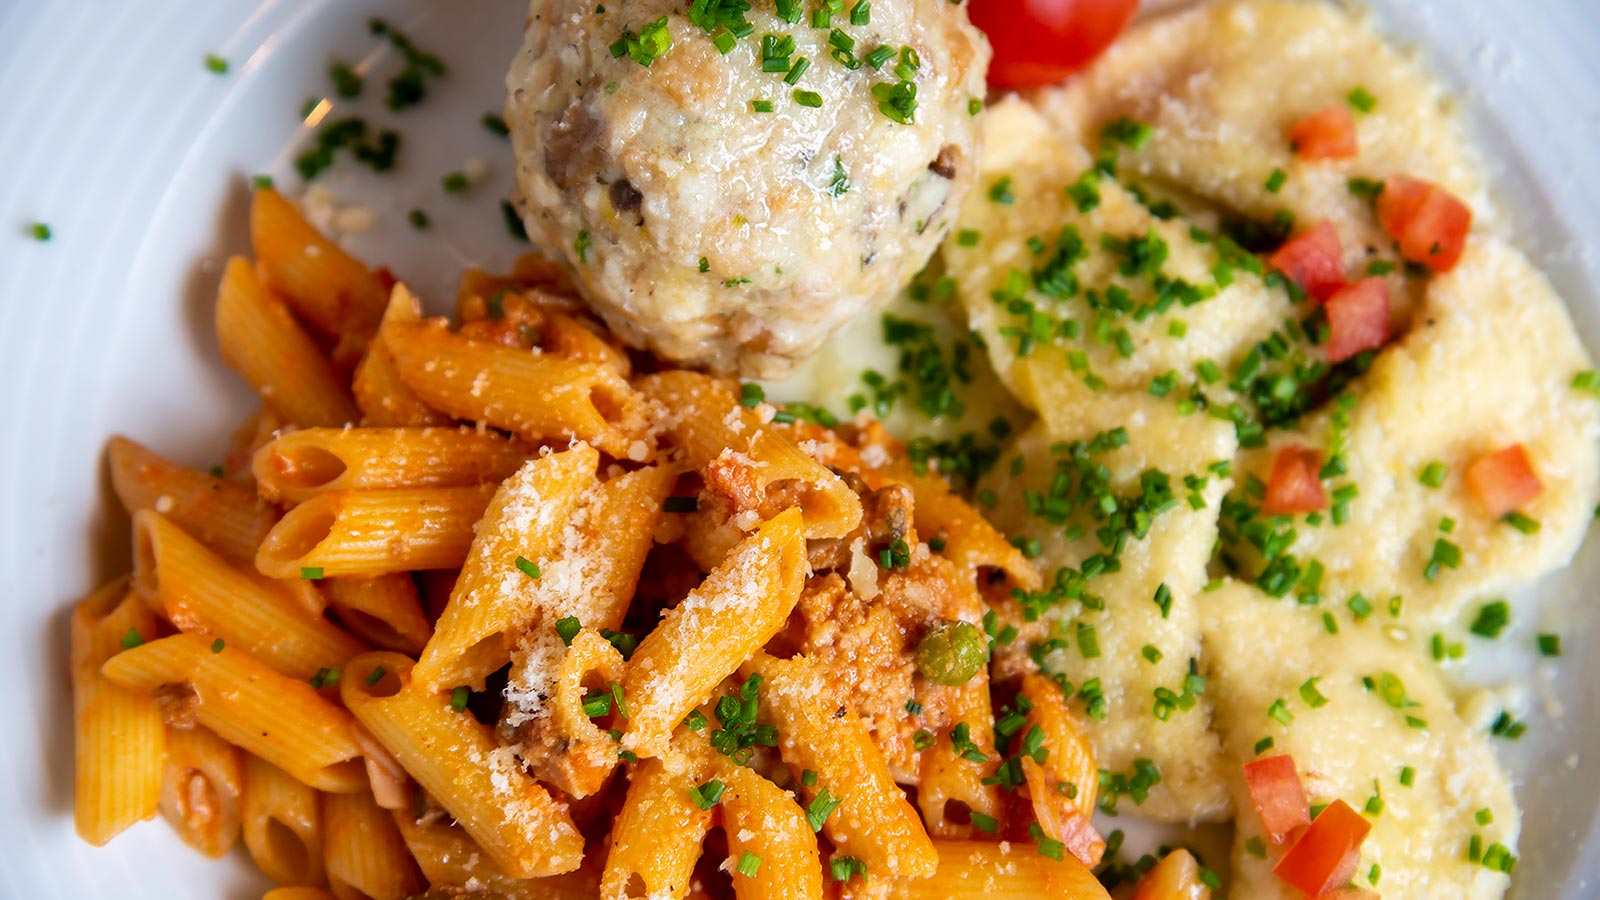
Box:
[457,287,632,377]
[223,405,290,481]
[216,255,360,428]
[263,890,339,900]
[601,756,713,900]
[254,484,495,580]
[916,666,1003,839]
[71,578,164,846]
[890,840,1111,900]
[394,812,602,899]
[134,510,366,680]
[101,634,366,792]
[718,763,823,900]
[383,298,648,459]
[108,436,277,562]
[413,445,597,692]
[159,725,244,859]
[251,187,388,362]
[353,286,452,427]
[341,652,585,879]
[322,575,432,657]
[536,629,627,798]
[253,426,528,505]
[741,653,937,878]
[242,754,325,886]
[887,460,1042,591]
[638,371,861,540]
[1017,674,1104,866]
[323,787,424,900]
[621,509,807,759]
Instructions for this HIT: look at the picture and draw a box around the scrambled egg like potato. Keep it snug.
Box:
[1037,0,1493,326]
[1229,238,1599,625]
[1202,581,1519,900]
[980,367,1237,823]
[946,97,1295,404]
[507,0,989,377]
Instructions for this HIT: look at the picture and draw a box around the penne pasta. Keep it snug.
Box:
[263,889,339,900]
[1017,674,1104,866]
[322,575,432,657]
[621,509,807,759]
[638,371,861,540]
[71,578,164,846]
[134,510,366,680]
[887,460,1041,591]
[254,484,495,580]
[533,628,626,798]
[252,426,527,505]
[718,763,823,900]
[251,186,388,362]
[101,634,366,792]
[413,445,597,691]
[323,787,424,900]
[215,255,359,428]
[383,291,649,459]
[242,755,325,886]
[159,725,244,859]
[916,666,1003,839]
[601,756,713,900]
[394,812,602,899]
[341,652,585,878]
[741,653,937,878]
[108,436,276,562]
[353,286,453,427]
[891,840,1111,900]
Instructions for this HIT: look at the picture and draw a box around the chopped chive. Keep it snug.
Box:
[210,638,226,654]
[688,778,726,810]
[482,112,510,136]
[300,566,324,580]
[407,208,430,229]
[1264,168,1288,194]
[739,382,765,407]
[806,787,842,832]
[1469,600,1511,639]
[1254,736,1275,754]
[309,667,340,688]
[735,851,762,877]
[204,54,229,74]
[751,99,774,113]
[1538,633,1561,657]
[793,88,823,108]
[1299,677,1329,708]
[515,556,541,578]
[1503,511,1541,534]
[1418,461,1448,487]
[442,172,470,193]
[28,222,52,241]
[450,685,470,712]
[784,57,811,84]
[1399,765,1415,787]
[119,628,144,650]
[850,0,870,24]
[1267,698,1293,725]
[575,229,592,263]
[366,665,387,686]
[1347,86,1377,113]
[970,812,998,834]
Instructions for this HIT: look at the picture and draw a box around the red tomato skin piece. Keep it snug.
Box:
[1273,800,1373,897]
[1242,754,1312,844]
[1376,175,1473,273]
[1261,446,1327,516]
[1466,444,1543,517]
[1269,222,1346,302]
[968,0,1140,89]
[1323,277,1390,362]
[1289,105,1359,160]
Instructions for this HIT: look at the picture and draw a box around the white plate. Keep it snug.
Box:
[0,1,1595,897]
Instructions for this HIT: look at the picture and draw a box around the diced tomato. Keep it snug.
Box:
[1261,446,1326,516]
[968,0,1140,89]
[1273,800,1373,897]
[1269,222,1346,302]
[1466,444,1543,517]
[1376,175,1473,273]
[1289,105,1358,160]
[1131,848,1211,900]
[1242,755,1311,844]
[1323,277,1389,362]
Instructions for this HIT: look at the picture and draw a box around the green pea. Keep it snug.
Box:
[916,620,986,686]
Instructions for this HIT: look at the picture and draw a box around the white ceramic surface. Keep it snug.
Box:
[0,1,1595,897]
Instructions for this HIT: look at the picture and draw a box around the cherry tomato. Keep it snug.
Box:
[1466,444,1542,517]
[1273,800,1372,897]
[1242,754,1311,844]
[1261,445,1327,516]
[1269,221,1347,303]
[1323,277,1390,362]
[1376,175,1473,273]
[1289,104,1359,160]
[968,0,1140,90]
